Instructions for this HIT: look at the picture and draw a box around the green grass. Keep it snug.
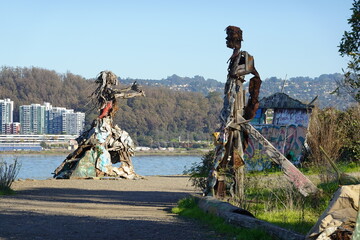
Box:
[242,191,324,235]
[245,179,341,235]
[298,161,360,175]
[177,148,354,238]
[247,159,360,177]
[256,210,316,234]
[173,169,348,238]
[339,161,360,173]
[172,197,275,240]
[0,187,16,196]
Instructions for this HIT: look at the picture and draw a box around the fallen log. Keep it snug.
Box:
[197,196,305,240]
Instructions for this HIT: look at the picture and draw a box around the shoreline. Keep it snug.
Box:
[0,148,211,156]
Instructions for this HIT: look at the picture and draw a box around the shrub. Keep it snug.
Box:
[339,105,360,161]
[245,150,275,172]
[306,107,346,167]
[0,158,21,194]
[306,105,360,164]
[183,150,214,192]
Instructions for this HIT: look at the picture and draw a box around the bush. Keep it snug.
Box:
[339,105,360,161]
[306,107,346,167]
[304,105,360,185]
[183,150,214,192]
[245,150,275,172]
[0,158,21,194]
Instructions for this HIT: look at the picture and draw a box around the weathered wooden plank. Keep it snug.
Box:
[242,123,319,197]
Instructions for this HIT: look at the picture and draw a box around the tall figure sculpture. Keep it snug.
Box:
[206,26,262,200]
[207,26,320,200]
[54,71,145,179]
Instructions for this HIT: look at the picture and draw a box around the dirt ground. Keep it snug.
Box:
[0,176,223,240]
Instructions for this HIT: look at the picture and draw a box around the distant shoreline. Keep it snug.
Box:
[0,148,211,156]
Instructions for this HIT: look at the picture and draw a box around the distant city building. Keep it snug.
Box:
[0,99,14,134]
[63,111,85,135]
[19,105,31,134]
[1,122,20,134]
[47,107,68,134]
[11,122,21,134]
[19,102,85,135]
[20,104,46,134]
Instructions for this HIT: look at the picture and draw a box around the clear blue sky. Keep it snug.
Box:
[0,0,354,82]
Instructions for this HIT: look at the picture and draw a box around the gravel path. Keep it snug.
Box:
[0,176,222,240]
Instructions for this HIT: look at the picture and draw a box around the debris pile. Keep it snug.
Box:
[307,185,360,240]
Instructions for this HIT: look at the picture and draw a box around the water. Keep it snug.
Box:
[0,154,202,180]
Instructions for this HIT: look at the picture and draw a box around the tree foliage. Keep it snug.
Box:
[114,86,222,146]
[337,0,360,102]
[0,66,92,121]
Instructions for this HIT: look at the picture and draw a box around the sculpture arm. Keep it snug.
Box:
[113,81,145,98]
[113,81,141,93]
[118,86,132,92]
[114,91,145,99]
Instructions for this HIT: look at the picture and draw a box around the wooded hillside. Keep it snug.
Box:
[1,66,356,147]
[0,66,222,146]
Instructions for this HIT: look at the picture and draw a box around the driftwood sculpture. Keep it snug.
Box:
[206,26,262,200]
[54,71,145,179]
[206,26,319,200]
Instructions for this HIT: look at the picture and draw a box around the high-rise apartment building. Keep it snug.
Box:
[20,104,46,134]
[19,102,85,135]
[47,107,67,134]
[63,111,85,135]
[31,104,46,134]
[19,105,31,134]
[0,99,14,134]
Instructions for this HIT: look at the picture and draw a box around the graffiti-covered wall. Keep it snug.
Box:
[273,109,309,126]
[245,124,307,163]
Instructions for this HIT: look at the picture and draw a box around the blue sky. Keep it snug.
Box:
[0,0,354,82]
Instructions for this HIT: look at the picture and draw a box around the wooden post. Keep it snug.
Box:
[233,78,245,202]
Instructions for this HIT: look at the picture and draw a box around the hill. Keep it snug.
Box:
[123,73,357,109]
[0,66,92,122]
[0,67,222,146]
[0,66,357,147]
[257,74,356,109]
[121,74,224,95]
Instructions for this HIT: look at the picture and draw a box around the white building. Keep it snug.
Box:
[0,99,14,134]
[19,105,31,134]
[63,111,85,135]
[20,102,85,135]
[20,104,46,134]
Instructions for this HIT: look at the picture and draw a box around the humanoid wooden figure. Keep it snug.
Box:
[54,71,145,179]
[207,26,261,199]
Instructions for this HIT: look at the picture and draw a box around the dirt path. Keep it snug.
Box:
[0,176,222,240]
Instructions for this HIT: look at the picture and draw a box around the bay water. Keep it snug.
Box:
[0,154,202,180]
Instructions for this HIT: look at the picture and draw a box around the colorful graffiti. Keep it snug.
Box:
[245,124,307,164]
[273,109,310,126]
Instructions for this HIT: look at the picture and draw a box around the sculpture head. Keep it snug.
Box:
[96,71,118,87]
[225,26,243,49]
